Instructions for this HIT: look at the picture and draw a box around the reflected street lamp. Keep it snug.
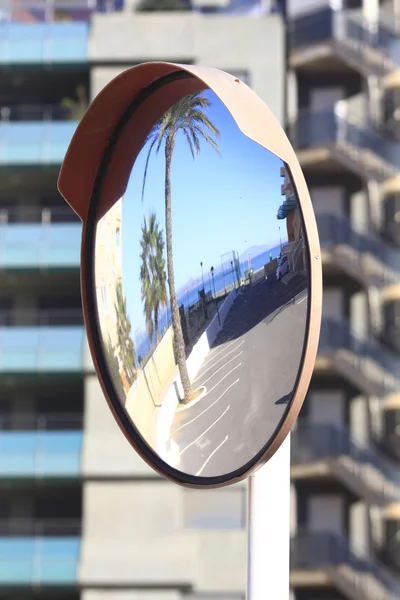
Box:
[231,260,236,290]
[210,266,221,326]
[200,261,207,319]
[200,261,205,292]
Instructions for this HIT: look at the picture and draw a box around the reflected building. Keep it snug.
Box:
[94,197,133,392]
[277,165,305,272]
[278,164,302,243]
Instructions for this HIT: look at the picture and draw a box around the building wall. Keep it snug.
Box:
[89,13,285,124]
[81,9,285,594]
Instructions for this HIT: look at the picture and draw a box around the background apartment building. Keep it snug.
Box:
[289,1,400,599]
[1,0,400,600]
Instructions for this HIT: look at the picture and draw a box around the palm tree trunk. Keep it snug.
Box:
[154,308,160,345]
[164,136,192,403]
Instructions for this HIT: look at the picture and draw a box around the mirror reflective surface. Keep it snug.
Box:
[92,89,310,480]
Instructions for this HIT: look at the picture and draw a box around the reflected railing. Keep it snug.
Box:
[319,317,400,383]
[0,413,83,430]
[292,422,400,500]
[0,205,80,224]
[0,103,83,123]
[289,6,400,69]
[291,530,400,596]
[0,518,81,536]
[291,108,399,176]
[0,308,83,326]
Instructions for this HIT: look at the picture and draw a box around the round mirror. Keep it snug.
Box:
[83,81,315,486]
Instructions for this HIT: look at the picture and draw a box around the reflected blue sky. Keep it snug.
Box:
[121,90,288,333]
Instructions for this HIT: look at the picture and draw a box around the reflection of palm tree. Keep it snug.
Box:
[140,213,168,345]
[142,92,220,403]
[104,336,127,400]
[115,280,136,385]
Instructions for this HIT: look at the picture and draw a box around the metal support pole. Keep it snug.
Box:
[247,434,291,600]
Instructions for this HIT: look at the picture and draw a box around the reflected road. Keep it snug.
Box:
[171,271,308,478]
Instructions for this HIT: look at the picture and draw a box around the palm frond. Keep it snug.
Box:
[193,125,221,156]
[141,135,158,204]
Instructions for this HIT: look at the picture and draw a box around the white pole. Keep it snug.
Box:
[247,434,291,600]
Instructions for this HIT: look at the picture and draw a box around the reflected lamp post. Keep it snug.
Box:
[200,261,207,319]
[210,266,221,326]
[231,260,236,291]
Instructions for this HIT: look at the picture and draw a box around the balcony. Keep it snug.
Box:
[0,3,89,63]
[291,109,399,182]
[0,325,87,373]
[0,517,81,536]
[0,432,82,478]
[317,212,400,288]
[292,422,400,505]
[0,222,81,269]
[289,7,399,77]
[291,531,400,600]
[378,504,400,572]
[0,537,79,585]
[0,105,79,164]
[317,318,400,397]
[0,414,82,478]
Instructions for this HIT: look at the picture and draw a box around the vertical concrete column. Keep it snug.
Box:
[349,501,371,558]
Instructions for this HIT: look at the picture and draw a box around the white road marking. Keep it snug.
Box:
[195,435,229,476]
[179,406,230,456]
[176,378,239,432]
[195,351,243,385]
[199,340,244,374]
[297,295,307,304]
[202,338,239,365]
[205,363,241,397]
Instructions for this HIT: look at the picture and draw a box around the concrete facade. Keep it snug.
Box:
[82,8,285,596]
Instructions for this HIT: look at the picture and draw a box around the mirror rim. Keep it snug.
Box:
[58,62,323,488]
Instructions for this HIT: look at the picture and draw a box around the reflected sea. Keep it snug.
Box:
[135,245,282,361]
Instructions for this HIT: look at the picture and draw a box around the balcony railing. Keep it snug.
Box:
[0,205,79,224]
[0,222,81,268]
[0,518,81,536]
[319,318,400,386]
[291,531,400,598]
[0,326,86,373]
[0,0,95,23]
[0,412,83,430]
[0,103,79,122]
[317,212,400,284]
[0,308,83,326]
[292,422,400,502]
[0,538,79,584]
[291,108,400,177]
[289,6,400,72]
[0,121,78,165]
[0,430,83,477]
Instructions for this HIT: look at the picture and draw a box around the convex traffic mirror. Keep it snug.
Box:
[58,62,322,487]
